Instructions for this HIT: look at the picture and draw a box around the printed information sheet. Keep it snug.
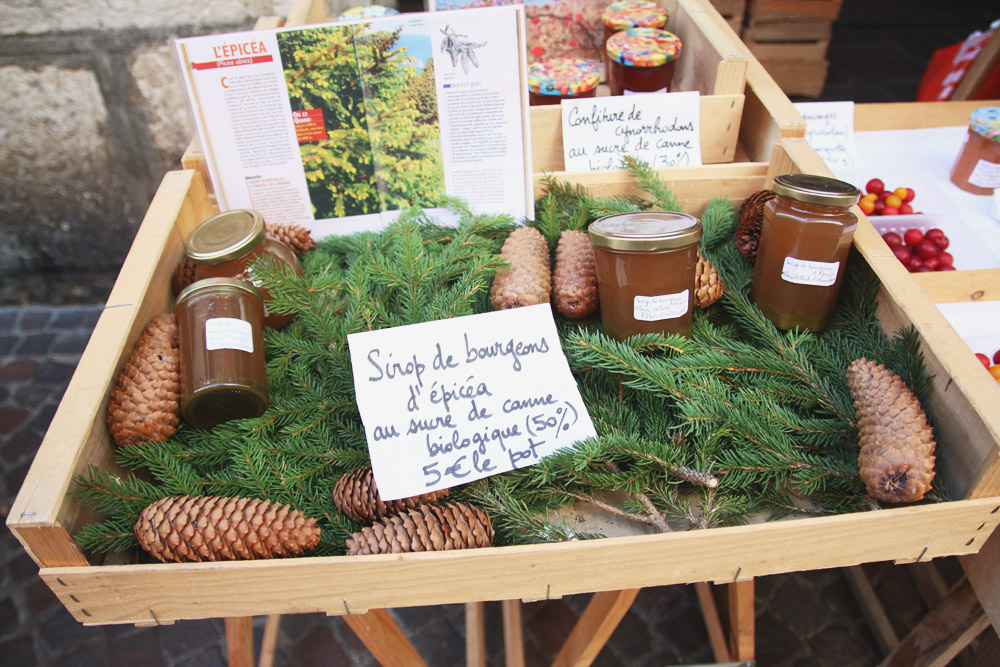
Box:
[175,6,532,237]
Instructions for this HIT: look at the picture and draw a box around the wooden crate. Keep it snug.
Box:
[707,0,745,35]
[8,132,1000,626]
[757,57,829,97]
[747,0,842,21]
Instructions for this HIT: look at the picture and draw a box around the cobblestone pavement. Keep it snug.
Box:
[5,302,970,666]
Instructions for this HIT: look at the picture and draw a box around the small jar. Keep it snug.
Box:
[750,174,860,333]
[185,209,303,329]
[528,58,601,106]
[588,212,702,340]
[176,278,269,430]
[606,27,682,96]
[949,106,1000,195]
[602,0,668,72]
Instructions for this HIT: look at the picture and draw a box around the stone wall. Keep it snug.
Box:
[0,0,406,304]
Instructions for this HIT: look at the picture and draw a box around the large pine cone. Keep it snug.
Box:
[490,226,551,310]
[265,222,316,255]
[107,313,181,446]
[553,229,598,319]
[846,358,936,503]
[694,251,723,308]
[736,190,776,260]
[346,501,494,555]
[170,256,198,295]
[135,495,321,562]
[333,467,449,524]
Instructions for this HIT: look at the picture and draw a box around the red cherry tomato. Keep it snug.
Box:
[903,188,915,203]
[908,256,924,271]
[903,228,924,247]
[933,235,950,251]
[899,203,914,215]
[922,255,940,270]
[874,200,885,213]
[914,240,939,260]
[925,228,945,242]
[882,232,903,249]
[866,178,885,195]
[882,206,900,216]
[936,264,957,271]
[878,190,892,201]
[937,251,954,266]
[994,350,1000,365]
[977,353,992,368]
[893,247,912,264]
[913,265,935,272]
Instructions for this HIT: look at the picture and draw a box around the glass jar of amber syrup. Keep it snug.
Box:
[602,0,668,72]
[949,106,1000,195]
[750,174,860,333]
[528,58,601,106]
[184,209,303,329]
[588,212,702,340]
[606,27,681,96]
[176,278,269,430]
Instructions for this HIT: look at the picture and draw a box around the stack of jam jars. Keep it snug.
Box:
[606,26,682,96]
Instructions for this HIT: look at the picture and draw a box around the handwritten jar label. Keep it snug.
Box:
[205,317,254,353]
[780,257,839,287]
[969,159,1000,188]
[633,290,689,321]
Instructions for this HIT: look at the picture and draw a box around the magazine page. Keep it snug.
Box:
[175,6,532,237]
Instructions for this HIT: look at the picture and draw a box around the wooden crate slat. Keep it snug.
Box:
[747,0,843,21]
[743,19,832,42]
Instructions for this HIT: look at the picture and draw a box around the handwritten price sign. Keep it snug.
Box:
[347,304,597,500]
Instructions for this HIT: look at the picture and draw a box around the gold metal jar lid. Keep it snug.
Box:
[184,209,266,264]
[588,212,702,251]
[176,277,263,305]
[771,174,860,208]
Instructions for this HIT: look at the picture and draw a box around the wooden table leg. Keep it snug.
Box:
[342,608,427,667]
[552,589,641,667]
[258,614,282,667]
[465,602,486,667]
[694,582,732,663]
[502,599,525,667]
[728,580,755,662]
[224,616,255,667]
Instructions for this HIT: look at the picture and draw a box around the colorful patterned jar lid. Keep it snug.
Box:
[337,5,400,20]
[606,28,681,68]
[602,0,668,31]
[970,106,1000,142]
[528,58,601,96]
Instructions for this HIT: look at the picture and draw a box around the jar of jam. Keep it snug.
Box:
[176,278,269,430]
[949,106,1000,195]
[602,0,668,72]
[184,209,303,329]
[528,58,601,106]
[588,212,702,340]
[750,174,860,333]
[606,27,682,96]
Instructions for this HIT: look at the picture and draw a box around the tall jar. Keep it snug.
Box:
[750,174,860,333]
[176,278,269,430]
[588,212,702,340]
[601,0,668,72]
[606,27,682,96]
[528,58,601,106]
[949,106,1000,195]
[184,209,303,329]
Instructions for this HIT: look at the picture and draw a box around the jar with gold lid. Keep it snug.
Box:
[588,211,702,340]
[528,58,601,106]
[176,278,269,430]
[949,106,1000,195]
[184,209,303,329]
[606,27,682,96]
[750,174,860,333]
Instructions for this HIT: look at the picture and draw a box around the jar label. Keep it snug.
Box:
[625,87,668,95]
[781,257,839,287]
[634,290,689,321]
[969,159,1000,188]
[205,317,254,353]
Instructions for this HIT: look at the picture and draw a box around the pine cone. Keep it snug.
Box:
[846,358,936,503]
[736,190,776,260]
[107,313,181,446]
[346,501,494,555]
[135,495,321,562]
[265,222,316,255]
[333,467,449,523]
[694,251,723,308]
[553,229,598,319]
[170,256,197,295]
[490,226,551,310]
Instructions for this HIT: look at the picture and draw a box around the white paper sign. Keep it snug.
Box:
[561,92,702,172]
[794,101,861,169]
[347,304,597,500]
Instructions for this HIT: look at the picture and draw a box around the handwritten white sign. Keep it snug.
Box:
[347,304,597,500]
[561,91,702,172]
[794,101,861,169]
